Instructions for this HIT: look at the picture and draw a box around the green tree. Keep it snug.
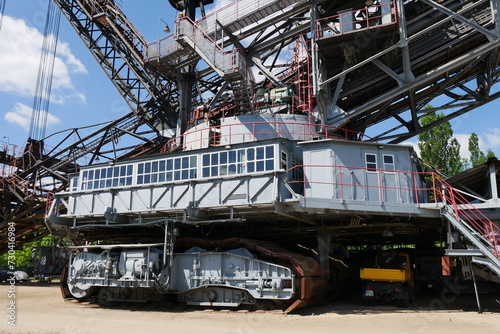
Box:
[0,234,59,269]
[418,112,466,176]
[467,134,497,167]
[486,148,496,159]
[468,133,486,167]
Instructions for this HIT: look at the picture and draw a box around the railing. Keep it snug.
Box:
[284,164,499,257]
[176,16,245,76]
[145,0,303,62]
[286,164,437,205]
[161,121,374,153]
[194,0,301,40]
[316,1,397,40]
[0,141,21,177]
[87,0,146,53]
[439,178,500,257]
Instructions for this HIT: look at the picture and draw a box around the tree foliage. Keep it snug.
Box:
[418,112,466,176]
[0,234,59,269]
[468,133,486,167]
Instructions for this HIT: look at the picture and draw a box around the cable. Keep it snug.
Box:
[29,0,61,141]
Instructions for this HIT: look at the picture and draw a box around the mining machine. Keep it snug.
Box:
[2,0,500,311]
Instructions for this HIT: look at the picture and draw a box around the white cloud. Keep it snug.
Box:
[455,130,500,159]
[483,128,500,151]
[0,16,87,101]
[454,133,472,160]
[5,103,61,131]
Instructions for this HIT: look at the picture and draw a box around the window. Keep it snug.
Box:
[281,151,288,170]
[365,153,377,172]
[70,176,79,192]
[383,154,395,173]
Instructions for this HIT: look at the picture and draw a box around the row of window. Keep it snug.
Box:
[201,146,275,177]
[81,165,133,190]
[78,145,276,190]
[137,156,198,184]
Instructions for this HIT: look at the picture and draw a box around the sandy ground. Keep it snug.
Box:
[0,283,499,334]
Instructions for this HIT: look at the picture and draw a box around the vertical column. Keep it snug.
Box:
[489,163,499,201]
[310,2,320,96]
[396,0,414,82]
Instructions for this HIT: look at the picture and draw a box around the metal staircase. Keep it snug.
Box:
[439,180,500,277]
[145,0,309,74]
[176,17,253,112]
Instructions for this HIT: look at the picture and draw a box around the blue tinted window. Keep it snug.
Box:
[203,154,210,166]
[256,147,264,159]
[211,153,218,165]
[190,169,197,178]
[266,146,274,158]
[257,161,264,171]
[247,148,255,160]
[266,159,274,170]
[220,152,227,164]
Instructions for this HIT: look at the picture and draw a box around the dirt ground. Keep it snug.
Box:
[0,283,499,334]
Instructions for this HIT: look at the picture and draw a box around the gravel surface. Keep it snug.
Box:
[0,283,499,334]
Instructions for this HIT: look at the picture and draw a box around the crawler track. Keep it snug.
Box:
[60,238,328,314]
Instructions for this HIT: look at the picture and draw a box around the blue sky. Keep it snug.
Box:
[1,0,500,161]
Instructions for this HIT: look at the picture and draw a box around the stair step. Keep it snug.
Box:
[445,249,484,256]
[471,256,500,277]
